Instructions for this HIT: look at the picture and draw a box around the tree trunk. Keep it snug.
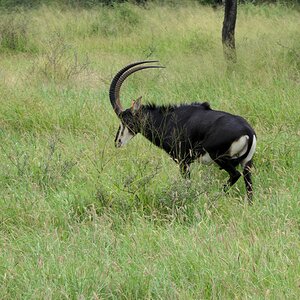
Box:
[222,0,237,63]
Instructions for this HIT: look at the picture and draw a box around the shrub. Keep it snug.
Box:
[0,13,31,52]
[0,0,299,9]
[90,3,140,37]
[38,34,90,82]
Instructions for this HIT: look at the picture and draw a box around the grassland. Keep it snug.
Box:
[0,2,300,299]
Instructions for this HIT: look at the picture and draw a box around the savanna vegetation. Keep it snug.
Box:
[0,1,299,298]
[1,0,300,9]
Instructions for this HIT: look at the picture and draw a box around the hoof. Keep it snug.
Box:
[223,184,230,192]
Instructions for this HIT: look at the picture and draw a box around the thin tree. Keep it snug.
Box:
[222,0,237,63]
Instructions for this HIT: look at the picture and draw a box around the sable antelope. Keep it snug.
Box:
[109,61,256,202]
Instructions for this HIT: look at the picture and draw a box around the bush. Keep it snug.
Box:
[90,3,140,37]
[0,13,31,52]
[0,0,126,9]
[37,34,90,81]
[0,0,299,9]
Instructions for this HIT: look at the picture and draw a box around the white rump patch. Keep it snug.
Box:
[241,135,257,167]
[228,135,249,158]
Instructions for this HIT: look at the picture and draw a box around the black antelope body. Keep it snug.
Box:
[109,61,257,202]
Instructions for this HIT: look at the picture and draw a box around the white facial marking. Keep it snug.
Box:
[241,135,257,167]
[115,123,135,148]
[228,135,249,158]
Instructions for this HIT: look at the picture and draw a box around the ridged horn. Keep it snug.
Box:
[109,61,164,116]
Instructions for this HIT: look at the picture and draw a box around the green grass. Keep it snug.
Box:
[0,2,300,299]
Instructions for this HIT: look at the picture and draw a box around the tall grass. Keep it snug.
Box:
[0,2,300,299]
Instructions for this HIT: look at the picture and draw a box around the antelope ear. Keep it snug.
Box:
[131,96,142,114]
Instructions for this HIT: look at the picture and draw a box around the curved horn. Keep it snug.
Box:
[109,61,164,116]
